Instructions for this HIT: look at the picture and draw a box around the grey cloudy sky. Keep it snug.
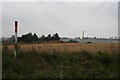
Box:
[2,2,118,38]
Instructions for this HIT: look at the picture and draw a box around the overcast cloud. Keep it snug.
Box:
[0,3,2,38]
[2,2,118,38]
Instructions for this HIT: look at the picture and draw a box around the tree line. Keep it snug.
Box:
[18,32,60,43]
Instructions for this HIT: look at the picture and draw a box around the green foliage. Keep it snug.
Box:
[40,35,46,41]
[19,33,60,43]
[67,40,79,43]
[2,46,119,78]
[20,32,38,42]
[52,33,60,40]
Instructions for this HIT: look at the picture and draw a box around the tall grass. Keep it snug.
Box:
[6,43,119,54]
[2,44,120,78]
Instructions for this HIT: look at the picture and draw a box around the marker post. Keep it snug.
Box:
[14,21,18,59]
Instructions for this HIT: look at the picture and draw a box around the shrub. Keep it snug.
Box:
[67,40,79,43]
[86,41,92,44]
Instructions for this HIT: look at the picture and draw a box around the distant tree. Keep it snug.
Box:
[20,32,38,42]
[18,37,21,42]
[86,41,92,44]
[52,33,60,40]
[40,35,46,41]
[19,33,60,42]
[33,33,38,41]
[68,40,79,43]
[10,35,15,43]
[20,32,32,42]
[47,34,52,40]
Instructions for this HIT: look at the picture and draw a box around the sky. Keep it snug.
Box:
[1,0,119,2]
[2,1,118,38]
[0,2,2,38]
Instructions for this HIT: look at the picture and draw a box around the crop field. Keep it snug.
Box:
[2,43,120,78]
[6,43,119,54]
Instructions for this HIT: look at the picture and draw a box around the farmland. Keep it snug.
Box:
[2,43,120,78]
[6,43,118,54]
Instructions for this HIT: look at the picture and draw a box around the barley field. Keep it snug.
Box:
[7,43,119,54]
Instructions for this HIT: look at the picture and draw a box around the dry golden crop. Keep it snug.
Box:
[5,43,119,54]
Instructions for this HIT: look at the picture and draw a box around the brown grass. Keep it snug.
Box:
[5,43,119,54]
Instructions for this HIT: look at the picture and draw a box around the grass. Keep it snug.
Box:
[6,43,119,54]
[2,44,120,78]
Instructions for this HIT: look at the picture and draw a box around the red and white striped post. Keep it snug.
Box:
[14,21,18,59]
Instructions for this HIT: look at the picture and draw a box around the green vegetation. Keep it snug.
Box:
[2,45,119,78]
[18,33,60,43]
[67,40,79,43]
